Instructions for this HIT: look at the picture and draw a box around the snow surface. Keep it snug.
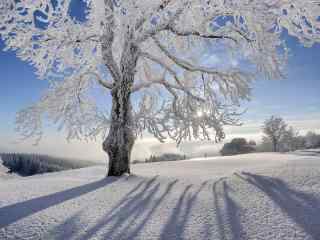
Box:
[1,152,320,240]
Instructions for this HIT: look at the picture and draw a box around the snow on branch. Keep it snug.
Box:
[16,73,110,144]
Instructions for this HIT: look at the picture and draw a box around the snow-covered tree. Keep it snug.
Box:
[305,131,320,149]
[280,126,300,152]
[262,116,288,152]
[1,1,320,176]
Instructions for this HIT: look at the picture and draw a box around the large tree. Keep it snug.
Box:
[1,1,320,176]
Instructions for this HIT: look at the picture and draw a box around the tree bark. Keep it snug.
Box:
[103,86,135,176]
[102,40,138,177]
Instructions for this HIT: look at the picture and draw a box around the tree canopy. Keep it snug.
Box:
[1,0,320,145]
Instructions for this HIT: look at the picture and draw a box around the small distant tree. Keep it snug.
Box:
[295,136,307,150]
[248,140,257,146]
[262,116,288,152]
[305,131,320,149]
[260,121,314,152]
[280,126,300,152]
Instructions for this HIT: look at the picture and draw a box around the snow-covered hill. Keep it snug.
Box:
[1,152,320,240]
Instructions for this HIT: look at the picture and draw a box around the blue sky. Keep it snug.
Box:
[243,36,320,122]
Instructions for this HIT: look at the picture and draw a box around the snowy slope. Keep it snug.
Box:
[1,153,320,240]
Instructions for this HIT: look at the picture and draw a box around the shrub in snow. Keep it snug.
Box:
[248,140,257,146]
[220,138,255,156]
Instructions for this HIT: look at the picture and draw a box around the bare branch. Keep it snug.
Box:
[164,25,239,43]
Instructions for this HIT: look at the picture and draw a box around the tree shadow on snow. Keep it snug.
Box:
[0,177,119,228]
[236,172,320,239]
[159,181,209,240]
[44,176,159,240]
[206,178,245,240]
[48,178,211,240]
[9,173,312,239]
[45,177,246,240]
[77,177,179,240]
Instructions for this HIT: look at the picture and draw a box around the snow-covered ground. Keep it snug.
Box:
[1,152,320,240]
[293,149,320,156]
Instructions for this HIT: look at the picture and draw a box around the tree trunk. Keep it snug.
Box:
[102,40,138,177]
[273,139,278,152]
[103,86,135,176]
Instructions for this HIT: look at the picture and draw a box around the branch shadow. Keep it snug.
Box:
[8,171,317,239]
[45,177,157,240]
[236,172,320,239]
[209,178,245,240]
[0,177,119,228]
[46,178,244,240]
[79,177,178,240]
[48,178,210,240]
[160,181,209,240]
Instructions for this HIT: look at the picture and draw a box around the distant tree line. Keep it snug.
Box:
[257,130,320,153]
[146,153,187,163]
[220,115,320,156]
[261,116,320,152]
[0,153,94,176]
[132,153,187,164]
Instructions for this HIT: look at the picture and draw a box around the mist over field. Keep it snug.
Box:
[1,117,319,163]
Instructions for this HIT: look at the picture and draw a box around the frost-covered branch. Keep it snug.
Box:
[82,71,113,90]
[137,51,206,103]
[16,74,110,144]
[100,0,121,82]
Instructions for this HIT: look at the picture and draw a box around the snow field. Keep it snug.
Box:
[0,153,320,240]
